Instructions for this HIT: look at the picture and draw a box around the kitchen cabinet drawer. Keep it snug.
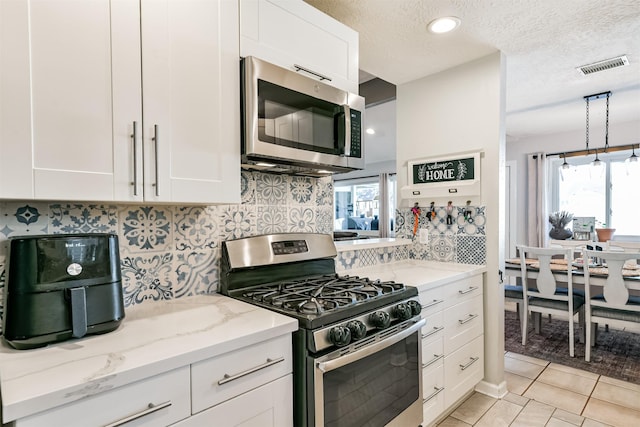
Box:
[440,275,483,309]
[13,366,190,427]
[422,361,445,427]
[419,287,445,317]
[174,374,293,427]
[444,334,484,408]
[421,310,444,344]
[191,334,292,413]
[444,294,484,354]
[421,335,444,369]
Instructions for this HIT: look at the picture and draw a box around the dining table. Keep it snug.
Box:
[503,257,640,293]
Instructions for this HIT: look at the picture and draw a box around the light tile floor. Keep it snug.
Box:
[435,352,640,427]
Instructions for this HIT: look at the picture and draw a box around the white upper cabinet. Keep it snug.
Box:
[239,0,359,93]
[140,0,240,204]
[0,0,240,204]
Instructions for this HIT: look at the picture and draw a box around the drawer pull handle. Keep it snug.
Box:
[422,325,444,338]
[423,386,445,403]
[218,357,285,386]
[422,299,444,309]
[423,353,444,368]
[293,64,332,82]
[459,356,480,371]
[458,286,478,295]
[458,313,479,325]
[103,401,172,427]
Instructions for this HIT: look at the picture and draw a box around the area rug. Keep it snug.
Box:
[504,310,640,385]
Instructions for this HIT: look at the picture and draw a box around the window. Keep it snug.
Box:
[551,152,640,236]
[333,174,396,236]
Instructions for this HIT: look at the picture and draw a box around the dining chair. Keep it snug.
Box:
[584,249,640,362]
[518,245,585,357]
[606,241,640,252]
[548,239,587,260]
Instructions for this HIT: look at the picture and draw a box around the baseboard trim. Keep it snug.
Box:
[475,379,508,399]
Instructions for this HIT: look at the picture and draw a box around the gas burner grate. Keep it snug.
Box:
[241,274,405,315]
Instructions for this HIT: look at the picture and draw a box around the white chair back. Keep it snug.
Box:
[519,245,573,298]
[583,249,640,361]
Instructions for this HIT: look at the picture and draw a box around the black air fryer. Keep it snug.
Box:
[3,233,125,349]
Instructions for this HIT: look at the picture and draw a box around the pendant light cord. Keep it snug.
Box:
[585,97,590,153]
[605,92,610,152]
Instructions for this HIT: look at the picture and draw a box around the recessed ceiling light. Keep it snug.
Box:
[366,128,375,135]
[427,16,461,34]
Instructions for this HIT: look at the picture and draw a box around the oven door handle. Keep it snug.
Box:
[317,318,426,373]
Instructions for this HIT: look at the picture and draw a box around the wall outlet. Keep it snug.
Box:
[419,228,429,245]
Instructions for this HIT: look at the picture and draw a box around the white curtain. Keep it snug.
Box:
[378,173,390,238]
[527,153,548,247]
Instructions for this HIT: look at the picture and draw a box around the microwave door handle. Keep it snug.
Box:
[342,104,352,156]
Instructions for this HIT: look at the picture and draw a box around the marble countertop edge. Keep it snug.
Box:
[334,237,412,252]
[0,294,298,423]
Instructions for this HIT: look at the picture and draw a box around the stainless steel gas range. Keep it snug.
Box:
[220,233,424,427]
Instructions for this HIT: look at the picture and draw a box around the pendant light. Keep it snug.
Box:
[584,91,611,167]
[561,153,570,169]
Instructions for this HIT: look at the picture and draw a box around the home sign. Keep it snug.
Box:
[400,151,482,205]
[412,157,475,185]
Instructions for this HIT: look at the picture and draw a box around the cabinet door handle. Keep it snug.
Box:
[217,357,285,386]
[458,286,478,295]
[423,353,444,368]
[103,401,172,427]
[423,386,444,403]
[152,124,159,196]
[459,356,480,371]
[422,325,444,339]
[458,313,479,325]
[293,64,332,82]
[131,121,138,196]
[422,299,444,309]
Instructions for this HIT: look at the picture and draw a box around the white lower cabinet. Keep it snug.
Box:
[9,335,294,427]
[419,273,484,426]
[12,366,191,427]
[173,375,293,427]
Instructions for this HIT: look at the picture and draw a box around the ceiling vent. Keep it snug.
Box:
[577,55,629,76]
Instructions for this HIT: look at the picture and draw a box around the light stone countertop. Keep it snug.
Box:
[345,260,486,291]
[0,294,298,423]
[333,237,412,252]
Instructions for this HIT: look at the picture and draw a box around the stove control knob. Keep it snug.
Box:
[328,325,351,347]
[407,300,422,316]
[393,303,413,321]
[346,320,367,341]
[369,311,391,329]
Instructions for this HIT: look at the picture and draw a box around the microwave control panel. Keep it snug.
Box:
[349,110,362,158]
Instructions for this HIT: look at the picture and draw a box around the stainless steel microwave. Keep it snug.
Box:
[241,56,365,175]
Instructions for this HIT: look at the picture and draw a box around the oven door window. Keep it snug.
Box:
[322,333,420,427]
[257,80,345,155]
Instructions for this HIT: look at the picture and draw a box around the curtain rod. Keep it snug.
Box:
[546,142,639,159]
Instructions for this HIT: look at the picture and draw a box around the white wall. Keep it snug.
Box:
[396,52,507,397]
[506,119,640,246]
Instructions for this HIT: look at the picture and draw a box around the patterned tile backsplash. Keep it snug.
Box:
[0,171,486,328]
[393,204,487,265]
[0,171,334,324]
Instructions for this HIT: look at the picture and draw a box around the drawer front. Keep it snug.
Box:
[421,334,444,369]
[444,335,484,408]
[422,361,444,427]
[421,310,444,344]
[191,334,292,413]
[15,366,191,427]
[419,286,445,317]
[441,274,483,309]
[444,294,483,354]
[175,375,293,427]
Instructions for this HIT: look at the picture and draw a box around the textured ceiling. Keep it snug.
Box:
[305,0,640,141]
